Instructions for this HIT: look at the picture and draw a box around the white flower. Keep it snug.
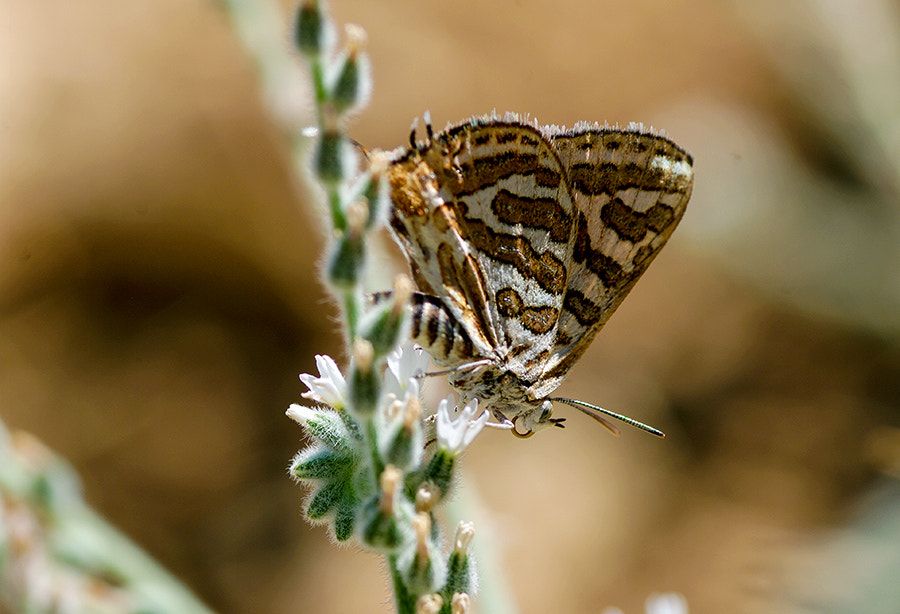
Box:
[435,396,489,453]
[645,594,688,614]
[299,354,347,409]
[383,342,430,402]
[600,594,687,614]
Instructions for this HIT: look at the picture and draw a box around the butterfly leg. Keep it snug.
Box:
[489,409,513,427]
[423,359,492,379]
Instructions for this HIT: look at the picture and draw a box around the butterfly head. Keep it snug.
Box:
[511,400,566,438]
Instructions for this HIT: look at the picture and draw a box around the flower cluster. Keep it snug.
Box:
[289,344,486,612]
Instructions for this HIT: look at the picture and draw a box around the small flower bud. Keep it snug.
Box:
[379,465,402,514]
[645,593,689,614]
[405,512,436,591]
[349,339,379,416]
[416,594,442,614]
[294,0,331,56]
[400,511,445,595]
[451,593,470,614]
[344,22,367,53]
[413,512,431,562]
[328,232,365,288]
[392,274,414,316]
[385,398,404,421]
[422,448,454,500]
[360,274,412,357]
[383,396,422,469]
[402,396,421,431]
[442,522,476,603]
[330,24,372,115]
[314,129,346,184]
[360,466,403,550]
[328,198,369,288]
[453,521,474,556]
[353,337,373,371]
[415,484,438,513]
[346,198,369,236]
[362,156,390,228]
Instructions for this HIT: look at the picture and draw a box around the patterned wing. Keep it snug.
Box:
[388,145,496,367]
[539,124,693,388]
[388,117,576,382]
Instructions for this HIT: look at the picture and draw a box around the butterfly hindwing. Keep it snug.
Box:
[540,125,694,383]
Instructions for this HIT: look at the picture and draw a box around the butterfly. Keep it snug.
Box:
[385,113,693,437]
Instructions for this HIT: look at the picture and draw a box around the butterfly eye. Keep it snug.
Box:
[512,402,562,438]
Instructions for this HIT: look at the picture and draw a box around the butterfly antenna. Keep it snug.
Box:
[551,398,665,438]
[408,116,419,149]
[423,110,434,146]
[349,137,369,159]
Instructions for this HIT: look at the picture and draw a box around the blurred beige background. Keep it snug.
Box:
[3,0,900,612]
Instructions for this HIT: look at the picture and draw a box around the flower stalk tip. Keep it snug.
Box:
[294,0,329,57]
[329,23,372,115]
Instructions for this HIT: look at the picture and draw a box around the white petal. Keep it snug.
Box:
[436,400,464,451]
[435,396,487,453]
[299,354,346,408]
[383,343,425,402]
[461,409,489,449]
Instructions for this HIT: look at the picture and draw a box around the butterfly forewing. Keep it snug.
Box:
[388,145,496,363]
[389,120,576,383]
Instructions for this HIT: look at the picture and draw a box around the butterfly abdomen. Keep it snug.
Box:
[410,292,477,365]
